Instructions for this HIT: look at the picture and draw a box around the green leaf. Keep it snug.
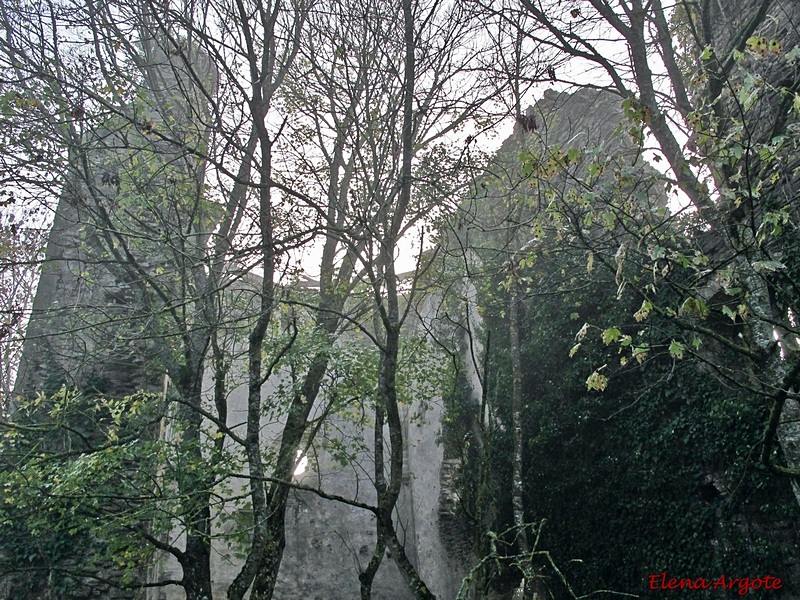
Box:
[679,297,709,318]
[602,327,622,345]
[569,343,581,358]
[752,260,785,273]
[632,344,649,364]
[668,340,685,360]
[739,73,761,110]
[566,147,581,163]
[746,36,768,55]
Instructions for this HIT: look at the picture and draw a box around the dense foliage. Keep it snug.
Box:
[456,250,800,597]
[0,389,169,597]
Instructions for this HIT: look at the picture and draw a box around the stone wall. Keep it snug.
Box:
[17,82,644,599]
[142,291,461,600]
[15,42,216,400]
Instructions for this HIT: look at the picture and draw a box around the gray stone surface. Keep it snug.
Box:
[15,42,216,399]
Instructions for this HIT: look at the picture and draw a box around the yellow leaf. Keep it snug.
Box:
[586,369,608,391]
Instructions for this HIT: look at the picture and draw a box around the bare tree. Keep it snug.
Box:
[278,0,521,598]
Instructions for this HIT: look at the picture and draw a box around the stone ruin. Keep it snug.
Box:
[15,73,649,598]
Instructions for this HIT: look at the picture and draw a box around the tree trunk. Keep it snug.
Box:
[509,282,538,598]
[176,356,213,600]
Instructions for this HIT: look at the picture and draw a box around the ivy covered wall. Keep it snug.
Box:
[440,87,800,598]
